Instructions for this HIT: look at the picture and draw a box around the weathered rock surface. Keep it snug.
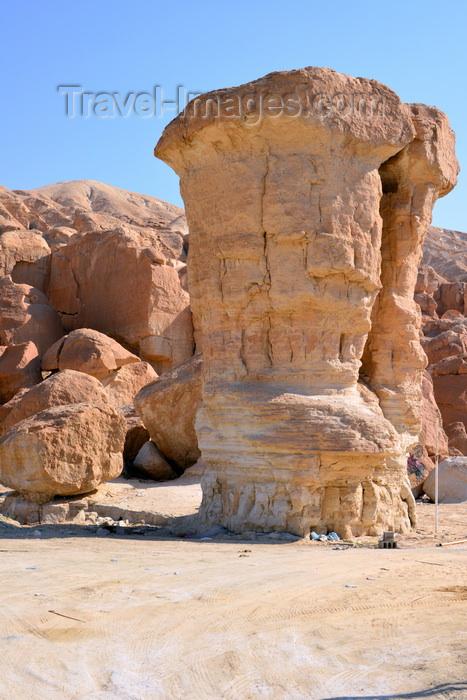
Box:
[155,66,458,537]
[0,229,52,294]
[423,456,467,502]
[0,276,63,356]
[422,226,467,282]
[42,328,140,378]
[431,373,467,432]
[422,324,467,365]
[0,370,109,437]
[48,229,193,373]
[101,361,158,406]
[0,180,195,373]
[445,421,467,456]
[0,403,126,503]
[436,282,465,317]
[0,341,41,403]
[133,441,177,480]
[134,354,201,470]
[420,371,449,459]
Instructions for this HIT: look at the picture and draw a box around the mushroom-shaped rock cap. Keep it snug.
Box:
[406,103,459,196]
[155,66,417,173]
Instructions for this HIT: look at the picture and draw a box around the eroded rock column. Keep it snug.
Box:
[155,68,457,537]
[362,105,458,444]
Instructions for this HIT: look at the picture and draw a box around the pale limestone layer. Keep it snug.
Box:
[155,67,458,537]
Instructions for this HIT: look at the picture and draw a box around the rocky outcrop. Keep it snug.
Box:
[422,226,467,283]
[0,180,195,373]
[0,276,63,356]
[0,403,126,503]
[48,229,193,373]
[423,456,467,502]
[0,341,41,403]
[0,369,109,437]
[134,354,201,471]
[155,66,458,537]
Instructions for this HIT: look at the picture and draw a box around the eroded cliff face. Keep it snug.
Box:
[154,67,458,537]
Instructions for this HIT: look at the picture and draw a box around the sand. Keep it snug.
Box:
[0,500,466,700]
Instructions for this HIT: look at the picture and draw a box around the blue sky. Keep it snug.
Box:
[1,0,465,230]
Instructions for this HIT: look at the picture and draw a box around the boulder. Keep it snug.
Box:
[432,373,467,431]
[446,421,467,456]
[134,353,201,471]
[0,369,109,436]
[0,276,63,356]
[101,361,158,406]
[48,228,194,373]
[42,328,140,379]
[0,341,41,403]
[414,291,438,318]
[0,403,126,503]
[436,282,465,317]
[421,325,467,365]
[133,441,177,480]
[423,457,467,502]
[432,353,467,376]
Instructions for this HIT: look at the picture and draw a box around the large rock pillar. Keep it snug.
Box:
[155,68,458,537]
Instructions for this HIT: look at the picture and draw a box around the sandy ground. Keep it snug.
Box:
[0,501,466,700]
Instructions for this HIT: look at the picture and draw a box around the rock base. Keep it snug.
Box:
[199,459,415,539]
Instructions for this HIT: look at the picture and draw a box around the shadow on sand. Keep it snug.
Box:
[321,681,467,699]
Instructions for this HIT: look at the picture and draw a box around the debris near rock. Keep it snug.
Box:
[0,403,126,503]
[134,353,201,471]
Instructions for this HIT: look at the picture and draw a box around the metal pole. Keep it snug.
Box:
[435,421,439,535]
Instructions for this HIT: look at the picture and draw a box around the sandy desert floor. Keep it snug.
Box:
[0,501,466,700]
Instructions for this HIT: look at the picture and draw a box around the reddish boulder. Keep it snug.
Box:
[42,328,140,379]
[0,341,41,403]
[446,421,467,456]
[0,403,126,503]
[134,354,202,471]
[0,369,109,437]
[0,276,63,356]
[101,361,158,406]
[48,229,194,373]
[432,373,467,431]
